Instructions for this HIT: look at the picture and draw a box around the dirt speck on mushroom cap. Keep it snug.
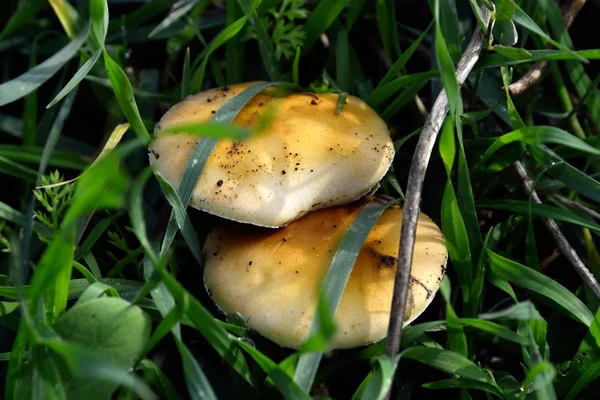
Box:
[203,198,448,349]
[149,82,395,228]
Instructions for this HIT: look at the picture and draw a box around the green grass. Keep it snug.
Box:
[1,0,600,398]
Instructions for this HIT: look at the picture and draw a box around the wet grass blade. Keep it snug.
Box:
[0,23,89,107]
[487,249,594,327]
[294,198,396,391]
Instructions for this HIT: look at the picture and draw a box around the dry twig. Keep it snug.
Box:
[508,0,587,96]
[384,7,492,361]
[513,161,600,299]
[550,193,600,221]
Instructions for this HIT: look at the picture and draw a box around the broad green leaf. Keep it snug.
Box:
[0,22,89,107]
[53,297,151,399]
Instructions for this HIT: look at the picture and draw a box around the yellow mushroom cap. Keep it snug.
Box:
[149,82,394,227]
[203,198,448,349]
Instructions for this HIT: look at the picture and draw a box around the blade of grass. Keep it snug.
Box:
[294,198,396,391]
[0,0,46,40]
[440,278,468,356]
[236,340,311,400]
[529,145,600,204]
[181,48,191,100]
[300,0,348,55]
[148,0,204,38]
[370,21,434,94]
[47,49,101,108]
[238,0,281,81]
[478,126,600,167]
[375,0,401,61]
[0,22,89,107]
[367,71,439,108]
[160,81,287,256]
[104,52,151,144]
[487,249,594,326]
[190,0,261,92]
[477,199,600,233]
[512,4,586,63]
[357,355,400,400]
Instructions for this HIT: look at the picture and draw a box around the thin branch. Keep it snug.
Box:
[550,193,600,221]
[384,7,491,359]
[508,0,587,96]
[514,161,600,299]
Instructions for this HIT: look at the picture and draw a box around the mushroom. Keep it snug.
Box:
[149,82,394,227]
[203,197,448,349]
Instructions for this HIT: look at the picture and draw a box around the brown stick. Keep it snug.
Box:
[508,0,587,96]
[384,7,491,361]
[513,161,600,299]
[550,193,600,221]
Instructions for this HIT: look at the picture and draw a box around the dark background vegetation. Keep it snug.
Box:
[2,0,600,399]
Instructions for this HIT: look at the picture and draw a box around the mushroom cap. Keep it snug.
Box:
[149,82,394,227]
[203,198,448,349]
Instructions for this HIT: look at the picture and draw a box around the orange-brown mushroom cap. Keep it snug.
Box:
[203,198,448,349]
[149,82,394,227]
